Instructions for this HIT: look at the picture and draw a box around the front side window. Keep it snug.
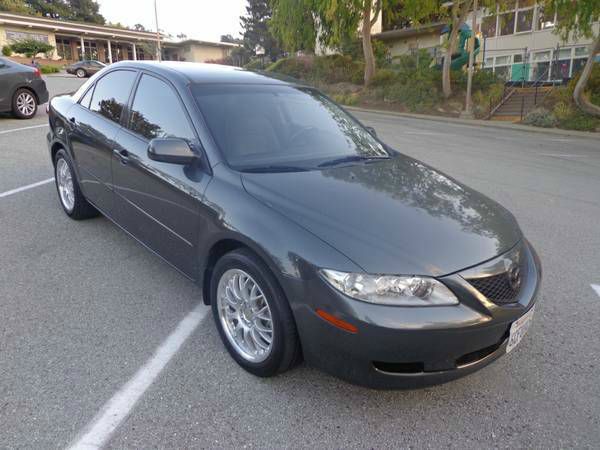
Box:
[193,84,389,172]
[129,74,195,141]
[90,70,136,124]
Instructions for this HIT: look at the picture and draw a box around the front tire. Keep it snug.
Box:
[76,68,87,78]
[54,149,99,220]
[12,88,37,119]
[210,249,301,377]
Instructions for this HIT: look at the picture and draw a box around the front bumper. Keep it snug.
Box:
[285,240,541,389]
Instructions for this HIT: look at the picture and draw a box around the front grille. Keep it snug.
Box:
[468,270,523,304]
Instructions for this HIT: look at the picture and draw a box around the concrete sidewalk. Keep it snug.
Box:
[345,106,599,140]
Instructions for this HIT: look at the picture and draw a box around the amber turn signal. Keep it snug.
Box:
[316,309,358,334]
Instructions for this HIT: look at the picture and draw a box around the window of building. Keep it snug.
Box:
[481,16,497,38]
[5,30,49,43]
[516,7,534,32]
[571,47,589,76]
[56,38,73,61]
[129,75,195,141]
[90,70,137,124]
[499,11,516,35]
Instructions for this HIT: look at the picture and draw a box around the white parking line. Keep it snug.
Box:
[0,123,48,135]
[0,178,54,198]
[68,303,210,450]
[591,284,600,298]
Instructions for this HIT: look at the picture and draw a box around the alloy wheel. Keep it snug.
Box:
[16,92,36,117]
[217,268,274,363]
[56,158,75,212]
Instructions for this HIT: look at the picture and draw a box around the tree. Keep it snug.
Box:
[240,0,282,60]
[134,24,147,31]
[0,0,30,14]
[221,34,242,44]
[24,0,69,18]
[10,38,54,59]
[543,0,600,117]
[67,0,104,24]
[177,33,188,40]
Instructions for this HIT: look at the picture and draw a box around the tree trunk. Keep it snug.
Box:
[362,0,376,86]
[573,34,600,118]
[442,1,471,99]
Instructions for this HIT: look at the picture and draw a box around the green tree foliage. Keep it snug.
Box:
[67,0,104,24]
[0,0,30,14]
[240,0,282,61]
[10,38,54,58]
[543,0,600,117]
[0,0,105,24]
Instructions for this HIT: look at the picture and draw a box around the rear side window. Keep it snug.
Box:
[129,74,194,141]
[90,70,136,124]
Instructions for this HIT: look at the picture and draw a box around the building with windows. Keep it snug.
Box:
[0,12,237,64]
[477,1,598,82]
[371,1,598,83]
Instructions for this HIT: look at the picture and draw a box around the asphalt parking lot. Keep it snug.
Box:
[1,74,600,449]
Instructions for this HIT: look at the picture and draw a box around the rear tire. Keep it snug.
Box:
[53,149,99,220]
[12,88,37,119]
[210,249,301,377]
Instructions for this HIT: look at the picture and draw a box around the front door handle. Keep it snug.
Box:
[113,148,130,164]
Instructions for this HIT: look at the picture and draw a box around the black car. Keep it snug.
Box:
[65,60,106,78]
[47,62,541,389]
[0,57,49,119]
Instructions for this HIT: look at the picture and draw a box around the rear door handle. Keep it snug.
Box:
[113,148,130,164]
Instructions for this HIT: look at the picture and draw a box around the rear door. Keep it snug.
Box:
[68,69,137,214]
[112,72,209,277]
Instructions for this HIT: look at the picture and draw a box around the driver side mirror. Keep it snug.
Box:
[365,126,377,137]
[148,138,196,165]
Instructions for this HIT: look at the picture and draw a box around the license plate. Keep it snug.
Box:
[506,306,535,353]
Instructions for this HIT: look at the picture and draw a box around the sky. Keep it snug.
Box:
[97,0,247,42]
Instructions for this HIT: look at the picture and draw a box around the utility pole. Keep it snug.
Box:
[461,0,478,119]
[154,0,162,61]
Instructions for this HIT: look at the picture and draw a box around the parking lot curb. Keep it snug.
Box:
[345,106,600,140]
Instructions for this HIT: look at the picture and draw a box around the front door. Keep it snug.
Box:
[511,63,530,82]
[68,69,137,214]
[111,73,209,277]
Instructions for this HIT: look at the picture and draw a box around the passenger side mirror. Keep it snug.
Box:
[365,126,377,137]
[148,138,196,165]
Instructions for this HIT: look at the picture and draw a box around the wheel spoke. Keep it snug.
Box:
[217,268,274,363]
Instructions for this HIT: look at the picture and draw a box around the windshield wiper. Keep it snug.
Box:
[317,155,389,168]
[241,165,310,173]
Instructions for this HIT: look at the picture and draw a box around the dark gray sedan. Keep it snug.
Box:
[65,60,106,78]
[46,62,541,389]
[0,57,49,119]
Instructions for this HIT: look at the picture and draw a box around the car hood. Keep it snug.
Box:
[241,155,522,276]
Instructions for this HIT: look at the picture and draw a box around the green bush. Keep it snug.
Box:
[244,58,266,71]
[557,111,599,131]
[9,39,54,58]
[370,68,398,87]
[40,65,60,74]
[2,45,12,56]
[267,55,364,85]
[569,63,600,107]
[522,108,558,128]
[382,69,440,112]
[339,37,390,68]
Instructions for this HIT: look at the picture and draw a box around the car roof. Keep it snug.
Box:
[108,60,301,86]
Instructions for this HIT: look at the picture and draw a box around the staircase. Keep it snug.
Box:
[490,86,554,122]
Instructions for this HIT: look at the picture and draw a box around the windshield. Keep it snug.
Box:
[192,84,390,172]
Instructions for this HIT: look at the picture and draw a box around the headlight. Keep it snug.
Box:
[319,269,458,306]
